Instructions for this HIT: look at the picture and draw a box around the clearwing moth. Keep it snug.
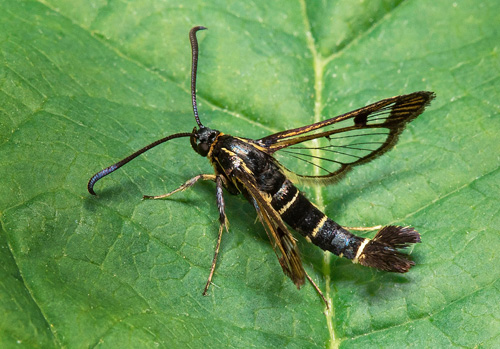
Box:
[88,26,435,306]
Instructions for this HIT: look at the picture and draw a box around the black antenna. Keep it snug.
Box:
[189,26,207,128]
[88,26,209,195]
[88,132,193,195]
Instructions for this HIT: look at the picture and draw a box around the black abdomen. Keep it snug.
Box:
[262,170,364,260]
[220,137,420,272]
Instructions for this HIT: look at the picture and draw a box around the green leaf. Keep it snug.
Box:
[1,0,499,347]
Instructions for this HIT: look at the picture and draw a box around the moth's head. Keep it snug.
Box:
[190,126,220,157]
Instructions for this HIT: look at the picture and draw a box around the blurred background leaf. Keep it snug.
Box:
[0,0,498,347]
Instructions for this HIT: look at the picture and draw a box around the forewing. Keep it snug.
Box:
[235,168,306,288]
[257,91,435,184]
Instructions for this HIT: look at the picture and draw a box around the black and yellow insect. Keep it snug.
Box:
[88,26,435,304]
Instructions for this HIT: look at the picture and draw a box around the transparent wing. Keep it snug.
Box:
[256,92,435,185]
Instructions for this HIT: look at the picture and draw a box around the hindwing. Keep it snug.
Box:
[257,92,435,185]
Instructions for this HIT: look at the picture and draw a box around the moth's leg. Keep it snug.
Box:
[203,223,223,296]
[143,174,216,200]
[203,175,228,295]
[304,271,329,309]
[343,225,383,231]
[215,175,229,232]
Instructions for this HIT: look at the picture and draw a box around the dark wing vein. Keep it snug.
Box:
[255,91,435,184]
[235,168,306,288]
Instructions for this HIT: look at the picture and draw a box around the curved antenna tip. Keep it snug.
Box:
[190,26,207,127]
[87,132,193,197]
[87,180,98,195]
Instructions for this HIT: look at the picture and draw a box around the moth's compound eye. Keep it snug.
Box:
[198,143,210,156]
